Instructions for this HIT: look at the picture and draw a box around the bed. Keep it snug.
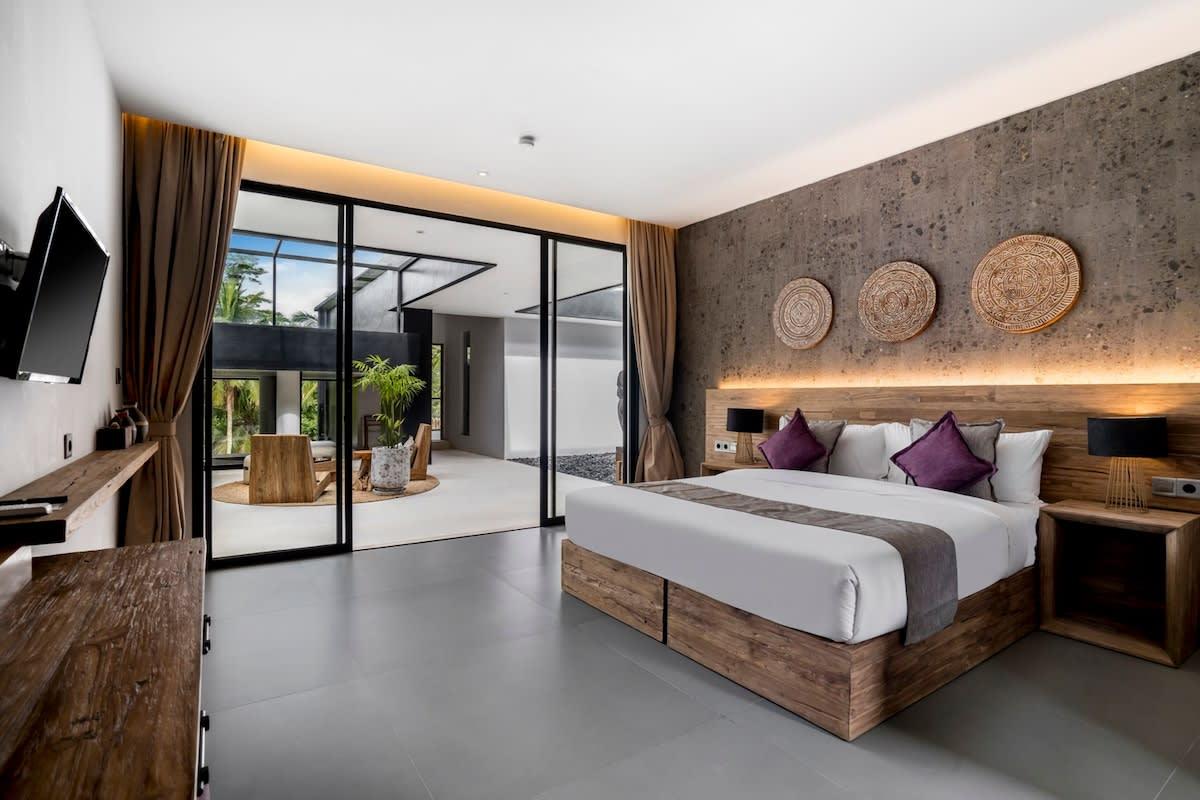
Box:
[560,383,1200,740]
[569,468,1039,644]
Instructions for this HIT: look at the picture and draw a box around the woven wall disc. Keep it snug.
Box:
[857,261,937,342]
[772,277,833,349]
[971,234,1081,333]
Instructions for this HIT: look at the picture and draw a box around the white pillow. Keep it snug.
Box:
[882,422,912,483]
[828,424,888,480]
[993,429,1053,504]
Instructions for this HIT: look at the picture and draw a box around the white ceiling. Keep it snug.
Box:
[87,1,1199,227]
[232,190,623,319]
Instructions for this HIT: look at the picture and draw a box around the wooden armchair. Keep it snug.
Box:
[249,435,335,504]
[410,423,432,481]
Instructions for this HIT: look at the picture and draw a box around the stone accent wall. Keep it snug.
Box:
[672,53,1199,474]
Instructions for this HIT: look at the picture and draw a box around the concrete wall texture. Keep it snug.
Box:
[672,53,1199,474]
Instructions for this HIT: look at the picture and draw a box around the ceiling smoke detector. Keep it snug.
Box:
[518,134,536,148]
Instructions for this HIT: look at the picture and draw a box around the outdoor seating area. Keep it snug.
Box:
[232,425,434,506]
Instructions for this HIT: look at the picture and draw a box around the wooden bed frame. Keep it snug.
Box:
[563,539,1035,740]
[562,383,1200,740]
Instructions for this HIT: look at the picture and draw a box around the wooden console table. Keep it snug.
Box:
[0,538,207,798]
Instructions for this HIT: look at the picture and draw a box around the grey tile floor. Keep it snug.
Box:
[204,527,1200,800]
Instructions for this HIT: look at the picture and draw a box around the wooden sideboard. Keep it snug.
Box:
[0,538,208,798]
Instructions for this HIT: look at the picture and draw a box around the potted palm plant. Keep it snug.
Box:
[353,355,427,493]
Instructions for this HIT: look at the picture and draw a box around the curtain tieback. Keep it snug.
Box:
[148,421,177,437]
[647,417,670,429]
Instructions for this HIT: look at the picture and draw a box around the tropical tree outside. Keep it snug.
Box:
[215,255,270,324]
[211,378,260,455]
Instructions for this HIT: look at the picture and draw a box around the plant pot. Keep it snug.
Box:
[370,443,411,494]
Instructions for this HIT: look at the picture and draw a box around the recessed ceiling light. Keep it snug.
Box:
[477,170,489,177]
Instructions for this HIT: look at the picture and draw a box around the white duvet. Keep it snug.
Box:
[567,469,1038,643]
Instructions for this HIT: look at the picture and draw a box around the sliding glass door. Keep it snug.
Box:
[195,181,635,564]
[541,237,632,524]
[200,188,350,563]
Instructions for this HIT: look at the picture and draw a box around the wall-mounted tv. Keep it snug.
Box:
[0,188,110,384]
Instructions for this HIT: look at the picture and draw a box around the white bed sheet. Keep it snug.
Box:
[567,469,1039,643]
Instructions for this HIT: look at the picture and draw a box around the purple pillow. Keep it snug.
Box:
[890,411,997,492]
[758,410,827,470]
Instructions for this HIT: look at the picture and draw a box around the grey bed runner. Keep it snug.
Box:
[632,481,957,644]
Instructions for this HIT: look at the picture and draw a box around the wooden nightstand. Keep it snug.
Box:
[1038,500,1200,667]
[700,461,769,476]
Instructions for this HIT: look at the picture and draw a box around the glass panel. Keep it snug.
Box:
[349,205,541,546]
[551,241,626,518]
[431,343,443,439]
[274,257,335,327]
[208,191,342,560]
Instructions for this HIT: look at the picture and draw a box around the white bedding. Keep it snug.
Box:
[567,469,1039,643]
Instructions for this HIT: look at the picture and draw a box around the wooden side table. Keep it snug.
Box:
[700,461,769,477]
[1038,500,1200,667]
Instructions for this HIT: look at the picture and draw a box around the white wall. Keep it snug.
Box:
[275,371,301,434]
[0,0,123,554]
[503,318,622,459]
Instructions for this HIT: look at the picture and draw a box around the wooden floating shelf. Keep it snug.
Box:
[0,442,158,548]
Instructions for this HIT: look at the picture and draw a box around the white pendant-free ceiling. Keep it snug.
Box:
[86,0,1199,227]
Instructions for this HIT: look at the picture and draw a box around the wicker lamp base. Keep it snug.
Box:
[735,432,757,465]
[1105,457,1150,513]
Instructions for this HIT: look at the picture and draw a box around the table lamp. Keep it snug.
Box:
[1087,416,1167,512]
[726,408,764,465]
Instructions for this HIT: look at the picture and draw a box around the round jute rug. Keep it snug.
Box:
[212,475,440,507]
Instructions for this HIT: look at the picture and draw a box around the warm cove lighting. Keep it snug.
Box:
[716,367,1200,391]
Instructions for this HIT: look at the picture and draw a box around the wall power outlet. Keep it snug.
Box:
[714,439,736,453]
[1151,476,1200,498]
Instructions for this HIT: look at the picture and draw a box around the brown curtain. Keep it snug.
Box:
[629,220,686,481]
[122,115,245,544]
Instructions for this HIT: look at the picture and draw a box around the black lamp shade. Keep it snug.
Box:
[1087,416,1167,458]
[726,408,764,434]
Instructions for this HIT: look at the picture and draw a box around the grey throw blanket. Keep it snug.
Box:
[632,481,958,644]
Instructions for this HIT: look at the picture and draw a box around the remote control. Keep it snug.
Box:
[0,502,53,519]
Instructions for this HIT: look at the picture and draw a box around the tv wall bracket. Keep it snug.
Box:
[0,238,28,290]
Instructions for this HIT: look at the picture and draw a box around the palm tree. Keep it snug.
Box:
[211,378,260,454]
[215,256,268,323]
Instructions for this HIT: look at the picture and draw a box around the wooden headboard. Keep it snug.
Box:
[705,384,1200,511]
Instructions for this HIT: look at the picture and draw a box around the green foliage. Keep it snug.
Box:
[301,380,320,438]
[211,378,260,455]
[353,355,426,447]
[215,255,269,324]
[430,343,443,432]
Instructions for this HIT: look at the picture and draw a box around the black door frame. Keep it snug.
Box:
[195,179,635,568]
[539,237,636,526]
[195,187,352,569]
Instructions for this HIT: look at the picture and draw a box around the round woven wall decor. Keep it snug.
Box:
[857,261,937,342]
[772,277,833,349]
[971,234,1081,333]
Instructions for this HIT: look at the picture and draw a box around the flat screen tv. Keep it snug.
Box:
[0,188,110,383]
